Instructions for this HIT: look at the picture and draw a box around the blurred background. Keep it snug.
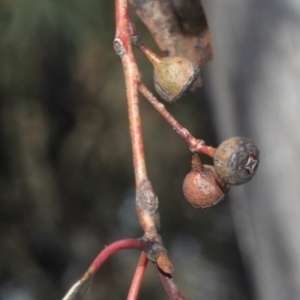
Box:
[1,1,299,300]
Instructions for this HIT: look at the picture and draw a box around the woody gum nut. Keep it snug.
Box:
[214,137,260,185]
[182,164,227,209]
[154,56,199,103]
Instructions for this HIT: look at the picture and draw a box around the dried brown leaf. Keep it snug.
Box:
[130,0,213,68]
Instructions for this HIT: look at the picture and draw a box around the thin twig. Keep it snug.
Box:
[115,0,146,186]
[138,82,216,157]
[158,270,187,300]
[62,239,154,300]
[127,252,148,300]
[114,0,173,274]
[87,239,152,275]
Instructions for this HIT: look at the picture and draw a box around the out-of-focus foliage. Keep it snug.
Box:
[0,1,252,300]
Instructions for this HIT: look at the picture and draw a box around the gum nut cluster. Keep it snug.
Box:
[153,56,199,103]
[182,154,229,208]
[214,137,260,185]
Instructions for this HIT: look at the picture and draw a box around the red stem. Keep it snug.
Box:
[114,2,186,298]
[158,270,186,300]
[138,82,216,157]
[138,42,162,66]
[87,239,152,275]
[115,0,147,186]
[115,0,172,277]
[115,0,129,53]
[127,252,148,300]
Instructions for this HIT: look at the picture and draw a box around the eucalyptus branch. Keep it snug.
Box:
[61,1,261,300]
[62,239,154,300]
[158,270,186,300]
[138,82,216,157]
[114,0,174,276]
[127,252,148,300]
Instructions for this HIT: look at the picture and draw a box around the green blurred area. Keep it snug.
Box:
[0,2,251,300]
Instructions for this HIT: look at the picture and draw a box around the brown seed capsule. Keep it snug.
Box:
[153,56,199,103]
[214,137,260,185]
[138,43,199,103]
[183,154,229,208]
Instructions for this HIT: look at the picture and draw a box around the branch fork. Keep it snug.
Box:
[63,1,216,299]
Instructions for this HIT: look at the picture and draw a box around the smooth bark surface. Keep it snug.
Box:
[203,1,300,299]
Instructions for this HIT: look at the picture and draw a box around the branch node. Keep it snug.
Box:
[113,38,126,58]
[131,34,142,46]
[141,237,174,274]
[136,179,158,215]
